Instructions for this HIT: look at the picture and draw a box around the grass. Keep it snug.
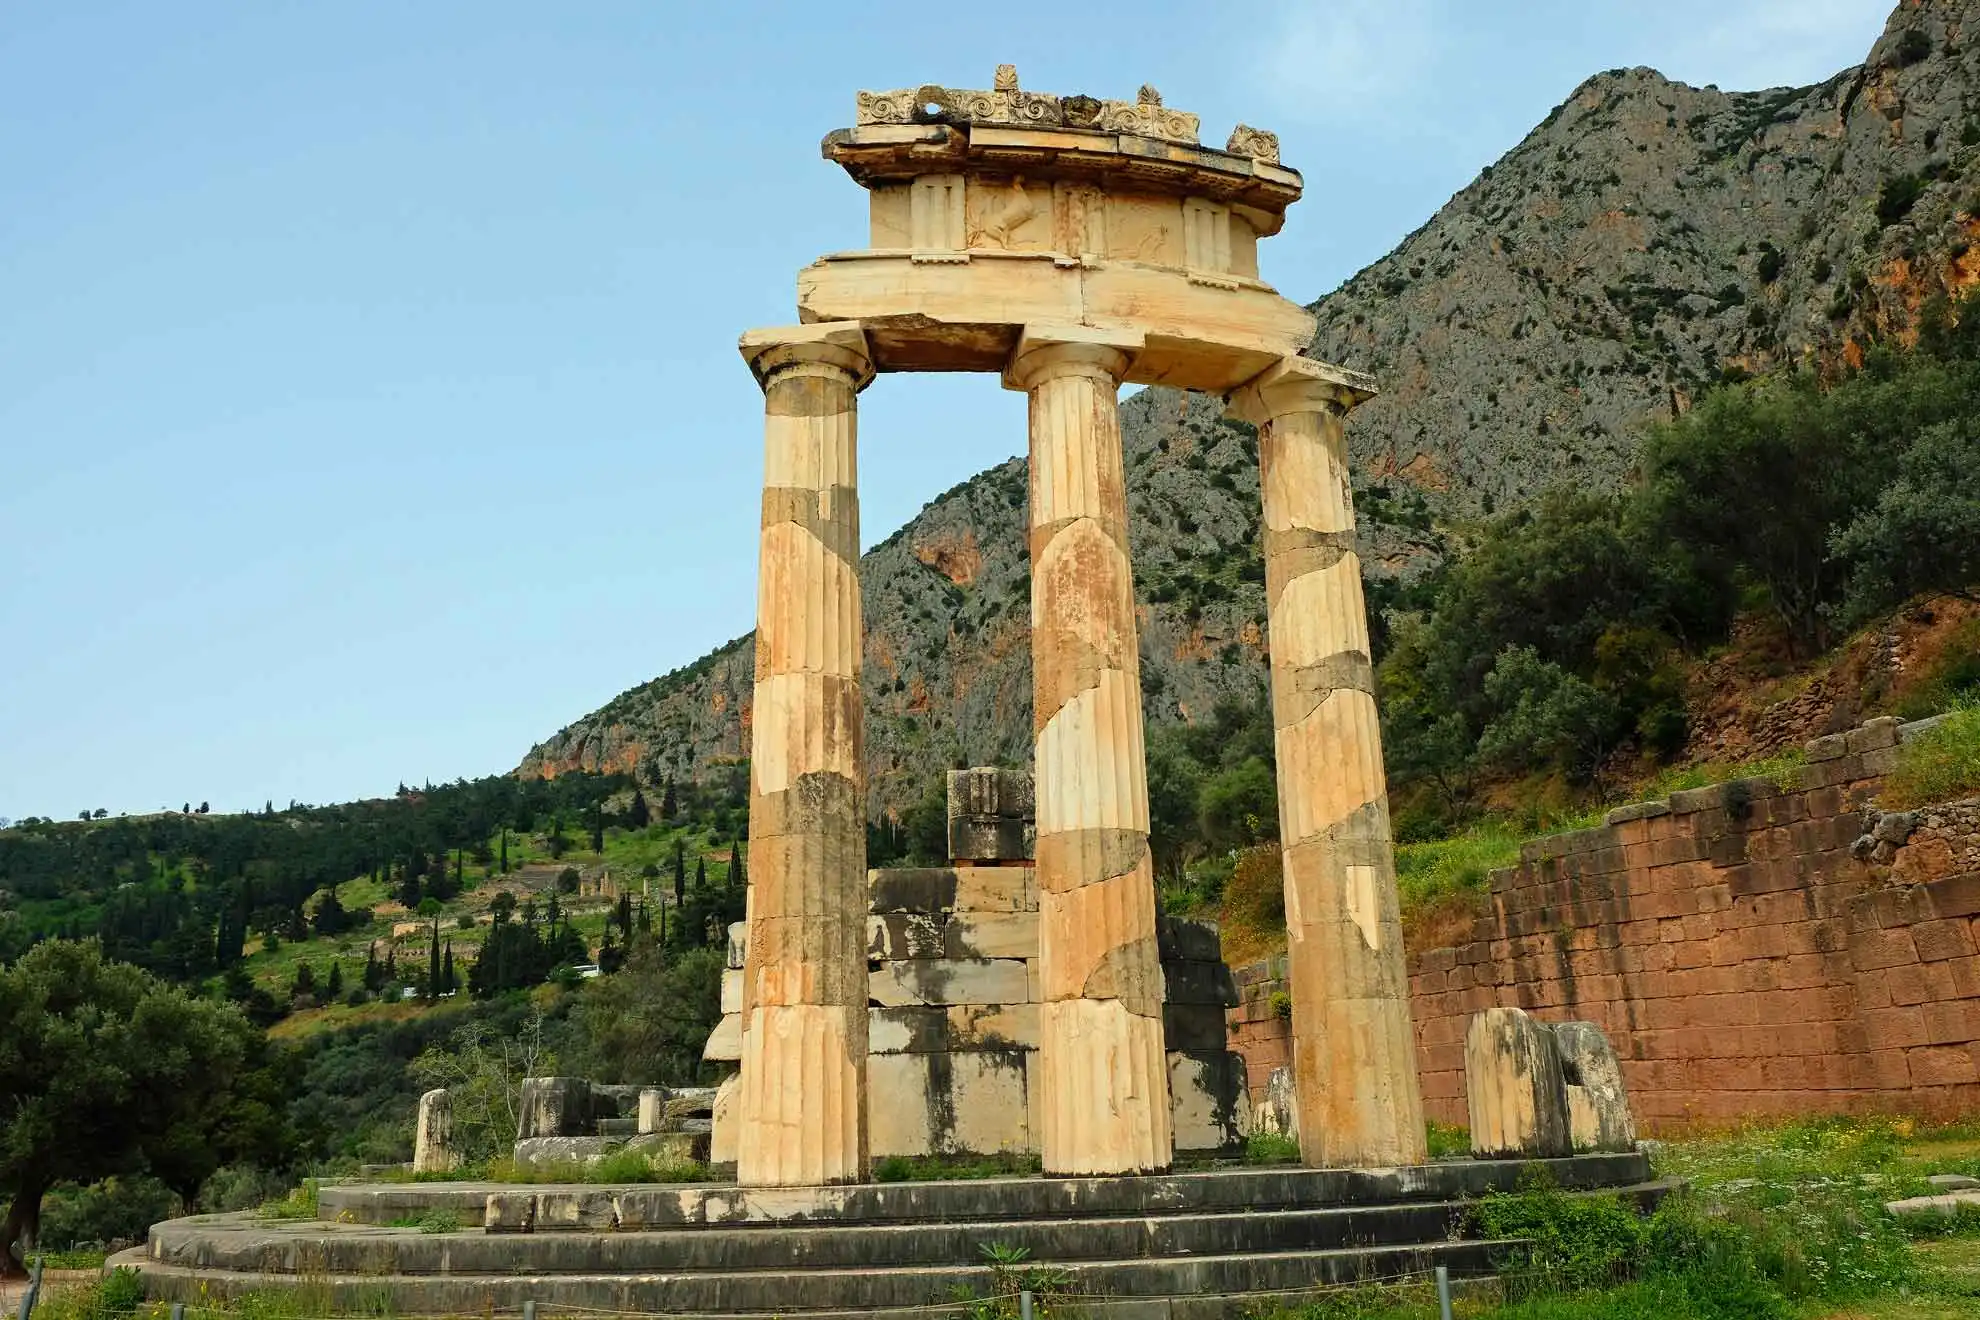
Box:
[481,1149,709,1184]
[1244,1131,1302,1164]
[34,1247,109,1269]
[253,1179,319,1222]
[385,1208,463,1233]
[1881,700,1980,809]
[872,1153,1042,1183]
[1248,1117,1980,1320]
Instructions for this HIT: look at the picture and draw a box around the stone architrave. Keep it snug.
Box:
[1465,1007,1572,1160]
[1551,1021,1637,1153]
[1007,326,1171,1176]
[734,322,876,1187]
[412,1088,457,1174]
[1226,357,1426,1169]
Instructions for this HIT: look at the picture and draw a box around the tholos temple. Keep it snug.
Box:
[734,67,1423,1183]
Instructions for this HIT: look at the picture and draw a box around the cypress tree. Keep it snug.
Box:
[629,789,650,829]
[673,842,686,905]
[363,941,381,990]
[428,922,441,1000]
[661,780,678,819]
[326,960,344,997]
[499,830,509,874]
[616,892,633,936]
[442,941,456,992]
[636,899,651,937]
[695,857,707,891]
[728,839,744,889]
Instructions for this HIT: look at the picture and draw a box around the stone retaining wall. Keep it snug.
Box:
[1228,716,1980,1132]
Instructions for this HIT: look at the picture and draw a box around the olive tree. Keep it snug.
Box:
[0,940,261,1272]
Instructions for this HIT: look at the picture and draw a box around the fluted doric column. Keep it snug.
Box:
[1227,356,1427,1169]
[735,323,874,1186]
[1008,328,1171,1176]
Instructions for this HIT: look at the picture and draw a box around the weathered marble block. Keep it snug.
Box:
[412,1088,457,1174]
[1170,1051,1250,1155]
[1465,1007,1572,1160]
[867,1049,1032,1157]
[1552,1021,1637,1154]
[870,958,1031,1007]
[517,1077,593,1140]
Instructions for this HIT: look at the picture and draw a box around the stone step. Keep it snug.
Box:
[317,1150,1652,1226]
[146,1184,1673,1276]
[119,1236,1522,1314]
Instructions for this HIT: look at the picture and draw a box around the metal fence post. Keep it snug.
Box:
[523,1300,537,1320]
[1435,1264,1453,1320]
[171,1305,185,1320]
[1019,1289,1034,1320]
[14,1257,41,1320]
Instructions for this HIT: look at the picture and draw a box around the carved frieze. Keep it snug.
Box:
[853,69,1203,147]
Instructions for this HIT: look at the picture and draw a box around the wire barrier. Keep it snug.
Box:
[111,1262,1465,1320]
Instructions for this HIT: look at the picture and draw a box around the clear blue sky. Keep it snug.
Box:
[0,1,1893,821]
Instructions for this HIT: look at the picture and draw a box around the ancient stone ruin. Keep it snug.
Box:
[121,76,1659,1316]
[740,65,1420,1186]
[703,767,1251,1162]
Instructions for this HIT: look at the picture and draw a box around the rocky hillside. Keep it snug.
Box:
[1320,0,1980,516]
[520,0,1980,819]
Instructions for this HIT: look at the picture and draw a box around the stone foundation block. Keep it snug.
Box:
[869,912,947,959]
[869,1003,1039,1053]
[1465,1007,1572,1160]
[720,969,742,1015]
[1552,1021,1637,1154]
[412,1088,456,1174]
[517,1077,592,1139]
[626,1130,711,1164]
[710,1074,740,1166]
[953,864,1037,913]
[947,911,1039,959]
[1155,916,1225,963]
[511,1135,617,1170]
[867,1049,1031,1157]
[637,1088,666,1135]
[1170,1050,1249,1154]
[484,1192,535,1233]
[702,1013,742,1062]
[1163,1002,1231,1052]
[871,958,1032,1007]
[1163,959,1240,1007]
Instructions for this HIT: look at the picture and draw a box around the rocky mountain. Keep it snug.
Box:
[519,0,1980,819]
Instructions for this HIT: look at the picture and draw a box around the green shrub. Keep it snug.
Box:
[1883,700,1980,807]
[1425,1120,1470,1158]
[254,1179,319,1221]
[1244,1131,1301,1165]
[1477,1181,1647,1295]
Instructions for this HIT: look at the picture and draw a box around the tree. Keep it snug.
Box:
[694,857,707,892]
[409,1014,556,1165]
[563,944,724,1086]
[326,961,344,998]
[291,962,316,1002]
[661,780,679,819]
[727,839,744,889]
[1831,417,1980,621]
[616,892,633,937]
[498,829,509,874]
[362,942,383,991]
[427,923,442,1002]
[442,941,456,993]
[1474,646,1622,786]
[628,789,651,830]
[312,888,351,938]
[0,941,261,1272]
[397,866,422,910]
[673,842,687,905]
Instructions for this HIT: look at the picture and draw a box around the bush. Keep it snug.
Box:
[1244,1131,1301,1165]
[1477,1181,1647,1295]
[1878,173,1927,226]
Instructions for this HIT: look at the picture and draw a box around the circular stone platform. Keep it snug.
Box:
[116,1153,1670,1318]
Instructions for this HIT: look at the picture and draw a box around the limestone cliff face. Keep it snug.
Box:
[518,0,1980,819]
[1322,0,1980,519]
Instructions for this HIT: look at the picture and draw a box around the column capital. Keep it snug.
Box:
[1002,325,1144,393]
[740,322,875,392]
[1224,355,1377,427]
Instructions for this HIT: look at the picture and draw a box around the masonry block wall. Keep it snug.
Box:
[1228,716,1980,1132]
